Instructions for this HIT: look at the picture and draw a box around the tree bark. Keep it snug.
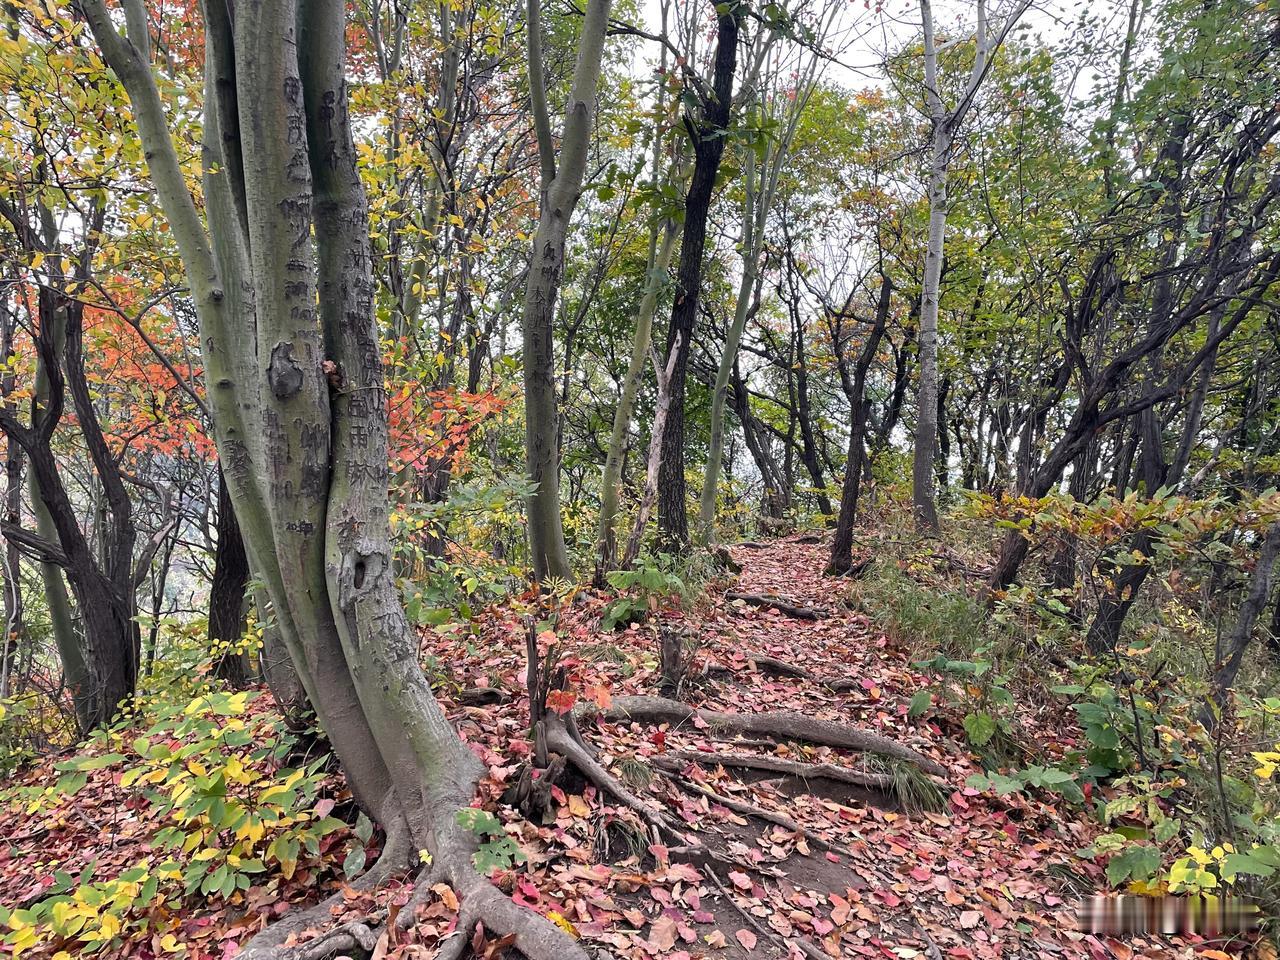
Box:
[656,6,741,549]
[84,0,587,952]
[596,218,679,578]
[210,466,251,687]
[829,275,892,575]
[520,0,614,581]
[1209,522,1280,719]
[911,102,948,533]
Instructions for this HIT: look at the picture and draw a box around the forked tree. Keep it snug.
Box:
[79,0,585,955]
[910,0,1027,533]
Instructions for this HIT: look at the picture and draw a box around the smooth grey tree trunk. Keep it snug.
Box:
[521,0,614,581]
[912,0,1025,533]
[911,112,948,533]
[83,0,586,954]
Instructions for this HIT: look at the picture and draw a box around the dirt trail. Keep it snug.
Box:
[1,537,1234,960]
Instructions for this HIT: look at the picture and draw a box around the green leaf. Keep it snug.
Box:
[343,845,367,878]
[1106,845,1160,886]
[354,812,374,844]
[1220,852,1275,882]
[1248,845,1280,867]
[66,753,128,771]
[963,712,997,746]
[907,690,932,718]
[1085,723,1120,750]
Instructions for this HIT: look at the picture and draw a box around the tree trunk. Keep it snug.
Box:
[621,335,682,570]
[210,466,251,688]
[1209,522,1280,720]
[701,243,760,542]
[0,441,20,701]
[656,6,741,549]
[1,282,137,732]
[911,113,948,534]
[596,219,678,578]
[828,275,891,575]
[85,0,589,952]
[520,0,614,582]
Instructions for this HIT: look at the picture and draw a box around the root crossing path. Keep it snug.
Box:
[0,538,1176,960]
[397,538,1142,959]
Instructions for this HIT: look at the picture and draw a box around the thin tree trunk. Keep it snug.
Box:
[828,275,891,575]
[0,440,20,701]
[596,219,678,578]
[1208,522,1280,720]
[520,0,614,581]
[621,336,682,569]
[656,6,741,548]
[912,111,948,533]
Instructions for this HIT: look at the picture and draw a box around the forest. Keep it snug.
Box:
[0,0,1278,957]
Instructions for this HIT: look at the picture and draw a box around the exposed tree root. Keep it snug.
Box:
[655,760,849,856]
[662,749,895,791]
[726,591,824,620]
[238,765,588,960]
[542,713,681,840]
[717,653,808,678]
[235,823,407,960]
[736,540,769,549]
[456,686,511,706]
[703,652,863,693]
[910,911,945,960]
[586,695,947,776]
[239,818,592,960]
[711,544,744,573]
[825,554,874,579]
[659,765,900,890]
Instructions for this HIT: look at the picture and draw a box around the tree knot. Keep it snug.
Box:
[267,341,305,400]
[338,543,386,611]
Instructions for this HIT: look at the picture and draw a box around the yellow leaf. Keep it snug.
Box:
[547,910,579,939]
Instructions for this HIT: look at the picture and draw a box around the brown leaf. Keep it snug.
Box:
[650,915,678,951]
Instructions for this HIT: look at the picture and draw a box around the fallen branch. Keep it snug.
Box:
[587,695,946,776]
[706,864,828,960]
[726,591,824,620]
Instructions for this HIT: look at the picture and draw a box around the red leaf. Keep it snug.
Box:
[545,689,578,715]
[735,929,758,950]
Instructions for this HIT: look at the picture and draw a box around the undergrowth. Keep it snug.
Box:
[844,497,1280,938]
